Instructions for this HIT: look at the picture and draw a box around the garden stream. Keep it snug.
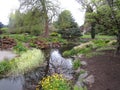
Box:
[0,44,75,90]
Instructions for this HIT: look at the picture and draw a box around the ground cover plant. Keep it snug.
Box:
[63,39,116,57]
[0,48,45,76]
[36,73,71,90]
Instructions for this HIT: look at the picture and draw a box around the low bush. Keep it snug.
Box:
[38,74,71,90]
[0,49,44,76]
[92,39,109,48]
[11,48,44,74]
[74,85,87,90]
[9,34,36,42]
[63,47,91,57]
[0,60,12,75]
[13,41,28,53]
[63,39,114,57]
[73,60,81,70]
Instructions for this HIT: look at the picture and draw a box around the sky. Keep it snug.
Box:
[0,0,85,26]
[0,0,20,25]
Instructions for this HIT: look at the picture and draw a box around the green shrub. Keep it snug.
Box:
[58,28,82,39]
[47,36,67,44]
[11,48,44,74]
[92,39,109,48]
[74,85,87,90]
[39,74,71,90]
[0,60,12,75]
[13,42,27,53]
[0,49,44,76]
[50,32,61,37]
[73,60,81,70]
[63,47,91,57]
[1,27,9,33]
[9,34,36,42]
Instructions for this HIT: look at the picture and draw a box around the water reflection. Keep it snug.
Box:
[0,76,24,90]
[0,66,46,90]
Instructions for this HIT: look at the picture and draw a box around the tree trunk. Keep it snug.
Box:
[44,20,49,37]
[91,23,95,39]
[116,30,120,54]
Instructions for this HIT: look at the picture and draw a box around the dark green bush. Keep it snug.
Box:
[58,28,82,39]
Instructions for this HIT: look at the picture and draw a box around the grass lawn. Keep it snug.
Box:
[81,35,116,39]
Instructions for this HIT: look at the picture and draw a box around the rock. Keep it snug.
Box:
[73,54,83,60]
[75,72,88,88]
[81,61,87,66]
[75,80,84,87]
[0,50,17,62]
[79,72,88,79]
[75,67,81,73]
[77,54,83,58]
[83,75,94,85]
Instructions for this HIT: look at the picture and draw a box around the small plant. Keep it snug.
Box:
[92,39,108,48]
[39,74,71,90]
[13,41,27,53]
[0,49,45,76]
[0,60,12,75]
[11,48,44,74]
[73,60,81,70]
[74,85,87,90]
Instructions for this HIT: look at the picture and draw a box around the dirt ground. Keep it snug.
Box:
[82,50,120,90]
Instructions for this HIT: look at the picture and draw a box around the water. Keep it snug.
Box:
[0,66,46,90]
[49,49,73,80]
[0,45,75,90]
[0,76,24,90]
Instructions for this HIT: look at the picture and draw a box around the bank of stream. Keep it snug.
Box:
[0,44,76,90]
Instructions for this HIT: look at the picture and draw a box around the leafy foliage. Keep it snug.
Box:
[11,49,44,74]
[73,60,81,70]
[74,85,87,90]
[63,39,114,57]
[0,49,44,76]
[13,41,27,53]
[17,0,59,36]
[77,0,120,37]
[39,74,70,90]
[58,28,81,39]
[9,10,44,35]
[54,10,78,30]
[0,60,12,75]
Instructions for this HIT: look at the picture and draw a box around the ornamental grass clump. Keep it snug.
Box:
[39,74,71,90]
[11,48,44,74]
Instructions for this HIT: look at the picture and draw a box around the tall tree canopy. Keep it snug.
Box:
[9,9,44,35]
[54,10,80,39]
[54,10,78,30]
[106,0,120,54]
[18,0,59,36]
[76,0,120,53]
